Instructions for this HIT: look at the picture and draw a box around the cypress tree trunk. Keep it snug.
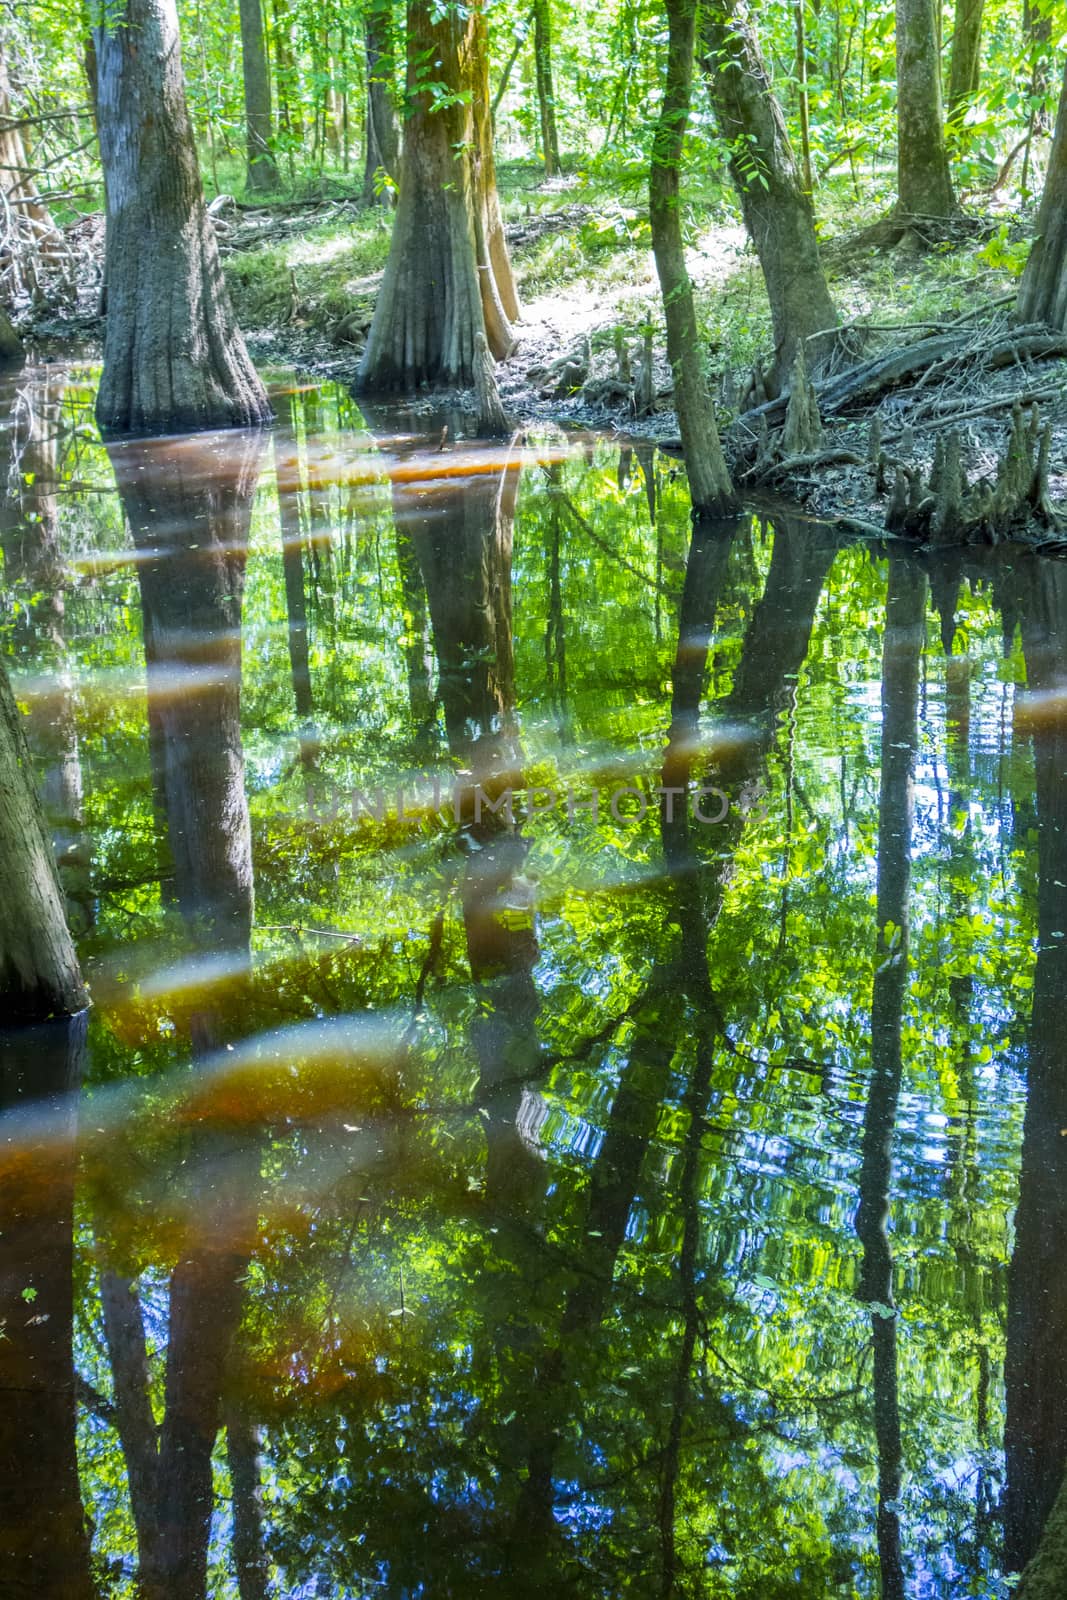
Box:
[1018,59,1067,331]
[239,0,281,191]
[361,0,400,202]
[358,0,518,391]
[650,0,734,516]
[93,0,272,437]
[895,0,957,217]
[946,0,984,129]
[533,0,561,176]
[0,660,86,1023]
[699,0,839,391]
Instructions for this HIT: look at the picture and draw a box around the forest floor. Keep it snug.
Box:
[29,159,1067,546]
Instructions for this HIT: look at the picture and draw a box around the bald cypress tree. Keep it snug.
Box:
[358,0,518,391]
[94,0,271,436]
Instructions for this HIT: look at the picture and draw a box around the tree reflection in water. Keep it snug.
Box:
[2,367,1067,1596]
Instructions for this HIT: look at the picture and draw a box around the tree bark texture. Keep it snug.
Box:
[651,0,734,515]
[700,0,839,390]
[1018,59,1067,331]
[362,0,400,202]
[895,0,957,216]
[239,0,281,191]
[358,0,518,390]
[94,0,271,436]
[0,657,87,1022]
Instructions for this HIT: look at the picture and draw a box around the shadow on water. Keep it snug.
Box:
[4,361,1067,1595]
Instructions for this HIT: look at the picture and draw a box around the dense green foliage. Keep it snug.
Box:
[12,0,1067,221]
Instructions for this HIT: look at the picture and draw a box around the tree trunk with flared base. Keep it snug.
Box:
[651,0,734,516]
[94,0,271,436]
[239,0,280,191]
[700,0,839,391]
[361,0,400,203]
[358,0,518,391]
[1018,61,1067,331]
[895,0,957,218]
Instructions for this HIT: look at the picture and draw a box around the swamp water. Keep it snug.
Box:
[0,361,1063,1598]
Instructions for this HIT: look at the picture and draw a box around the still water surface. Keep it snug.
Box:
[0,362,1064,1598]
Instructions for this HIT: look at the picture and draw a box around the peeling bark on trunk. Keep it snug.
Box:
[699,0,839,391]
[533,0,561,176]
[94,0,271,436]
[895,0,957,218]
[0,1014,94,1600]
[362,0,400,202]
[651,0,734,515]
[358,0,518,391]
[239,0,281,191]
[1018,60,1067,331]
